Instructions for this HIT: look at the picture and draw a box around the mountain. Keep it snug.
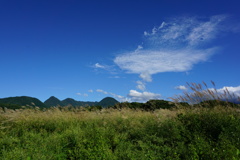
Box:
[44,96,118,107]
[0,96,46,108]
[62,98,81,106]
[0,96,119,109]
[58,98,98,107]
[44,97,98,107]
[97,97,119,107]
[44,96,63,107]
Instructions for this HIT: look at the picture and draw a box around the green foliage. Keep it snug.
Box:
[60,98,98,107]
[44,96,118,107]
[112,100,176,111]
[143,100,176,110]
[113,102,144,110]
[97,97,119,107]
[0,96,46,108]
[44,96,63,107]
[0,103,22,110]
[197,100,239,108]
[0,106,240,159]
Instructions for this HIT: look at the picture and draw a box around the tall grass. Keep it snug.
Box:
[170,81,240,108]
[0,108,180,159]
[1,106,240,159]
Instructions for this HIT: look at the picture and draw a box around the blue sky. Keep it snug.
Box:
[1,0,240,102]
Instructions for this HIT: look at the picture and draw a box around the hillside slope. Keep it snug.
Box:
[0,96,46,108]
[97,97,119,107]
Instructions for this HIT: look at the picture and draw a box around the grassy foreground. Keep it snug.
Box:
[0,106,240,160]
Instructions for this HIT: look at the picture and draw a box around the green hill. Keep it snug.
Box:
[0,96,119,108]
[97,97,119,107]
[60,98,98,107]
[0,96,46,108]
[44,96,63,107]
[62,98,80,106]
[44,97,98,107]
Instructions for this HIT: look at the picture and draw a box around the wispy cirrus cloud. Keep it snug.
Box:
[76,93,88,97]
[94,63,106,69]
[114,15,228,83]
[143,15,227,47]
[96,89,108,95]
[93,63,118,74]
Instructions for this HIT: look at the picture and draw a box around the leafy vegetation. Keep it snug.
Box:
[97,97,119,107]
[113,100,177,111]
[0,103,22,110]
[44,97,98,107]
[44,96,64,107]
[0,96,46,108]
[0,106,240,159]
[0,96,118,109]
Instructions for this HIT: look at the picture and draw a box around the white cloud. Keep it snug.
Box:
[144,15,227,46]
[96,89,108,94]
[144,22,166,36]
[114,15,228,84]
[109,92,124,99]
[88,89,93,93]
[93,63,117,74]
[136,81,146,91]
[135,45,143,52]
[128,90,161,102]
[216,86,240,97]
[76,93,88,97]
[114,48,215,82]
[140,72,152,82]
[94,63,106,69]
[187,15,227,45]
[175,85,188,91]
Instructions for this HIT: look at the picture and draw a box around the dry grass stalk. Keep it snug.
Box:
[170,81,240,107]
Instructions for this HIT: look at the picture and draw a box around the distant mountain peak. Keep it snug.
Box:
[44,96,62,107]
[97,97,119,107]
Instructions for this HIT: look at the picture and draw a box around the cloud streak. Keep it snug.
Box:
[76,93,88,97]
[114,15,227,82]
[94,63,106,69]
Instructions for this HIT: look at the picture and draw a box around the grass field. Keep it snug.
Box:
[1,105,240,160]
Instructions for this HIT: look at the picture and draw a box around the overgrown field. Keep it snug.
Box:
[1,106,240,160]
